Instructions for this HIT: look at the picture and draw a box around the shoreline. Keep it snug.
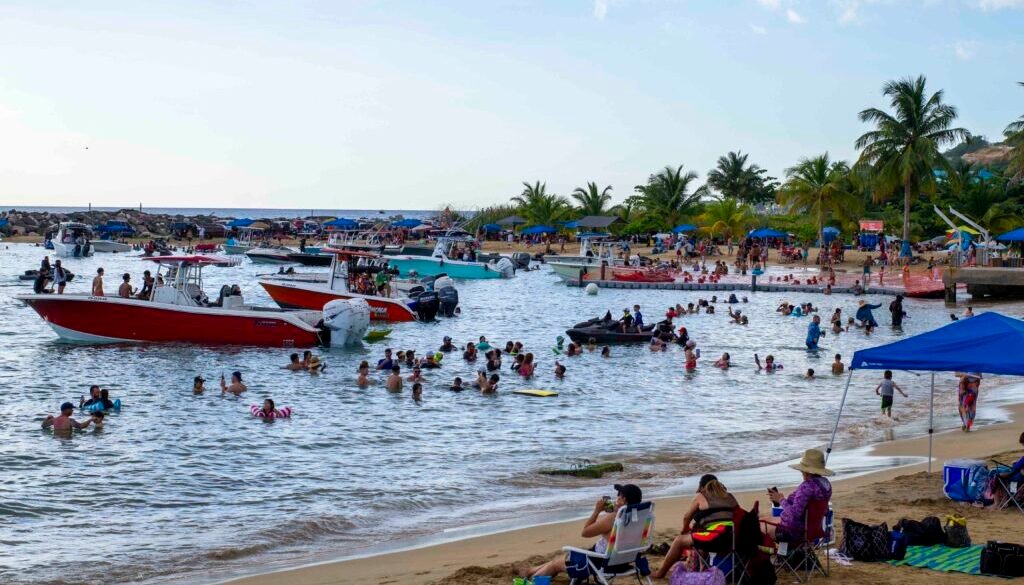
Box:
[215,399,1024,585]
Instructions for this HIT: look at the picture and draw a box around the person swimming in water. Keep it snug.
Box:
[284,353,305,371]
[463,342,478,361]
[805,368,815,379]
[451,376,464,391]
[714,353,731,369]
[407,366,425,383]
[554,361,566,379]
[832,354,845,375]
[220,371,247,395]
[42,402,95,433]
[519,353,535,378]
[601,346,610,358]
[754,354,782,372]
[356,362,374,387]
[387,366,403,392]
[193,375,206,394]
[439,336,456,353]
[728,307,743,324]
[476,372,499,394]
[411,382,423,401]
[684,344,699,371]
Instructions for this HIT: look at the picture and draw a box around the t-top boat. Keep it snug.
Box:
[224,226,265,255]
[17,256,334,347]
[384,236,515,279]
[545,234,625,281]
[260,250,454,322]
[51,222,96,258]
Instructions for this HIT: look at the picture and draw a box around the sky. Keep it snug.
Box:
[0,0,1022,211]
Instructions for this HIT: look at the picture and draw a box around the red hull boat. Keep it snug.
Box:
[260,280,416,322]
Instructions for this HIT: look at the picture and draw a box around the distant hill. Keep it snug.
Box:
[944,135,1013,168]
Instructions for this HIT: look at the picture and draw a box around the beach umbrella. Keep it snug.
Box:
[748,227,788,239]
[521,225,556,235]
[561,220,580,229]
[392,218,422,228]
[497,215,527,226]
[673,224,698,233]
[997,227,1024,242]
[481,223,502,232]
[227,218,254,228]
[323,218,358,229]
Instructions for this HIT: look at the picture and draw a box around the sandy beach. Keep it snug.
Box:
[220,403,1024,585]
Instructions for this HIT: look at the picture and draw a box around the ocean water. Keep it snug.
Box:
[1,242,1022,585]
[0,206,439,220]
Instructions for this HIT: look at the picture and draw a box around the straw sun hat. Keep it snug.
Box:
[789,449,835,477]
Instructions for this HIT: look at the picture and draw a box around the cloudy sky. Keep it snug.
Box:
[0,1,1021,210]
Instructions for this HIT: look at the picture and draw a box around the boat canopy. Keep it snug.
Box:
[144,255,234,266]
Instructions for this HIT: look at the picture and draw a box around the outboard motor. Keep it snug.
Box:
[322,298,370,346]
[435,275,459,317]
[495,257,515,278]
[414,290,440,322]
[511,252,531,269]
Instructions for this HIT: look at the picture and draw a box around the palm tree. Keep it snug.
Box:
[613,195,643,226]
[698,198,753,239]
[1005,82,1024,179]
[511,181,571,226]
[778,153,860,253]
[634,165,704,230]
[571,182,614,216]
[855,75,969,247]
[706,151,778,203]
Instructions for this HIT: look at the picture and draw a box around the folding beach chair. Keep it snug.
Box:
[694,506,746,584]
[762,499,831,583]
[991,460,1024,514]
[563,501,655,585]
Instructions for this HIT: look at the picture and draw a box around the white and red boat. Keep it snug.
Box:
[18,256,331,347]
[259,250,422,322]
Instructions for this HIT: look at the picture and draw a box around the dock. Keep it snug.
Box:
[943,266,1024,302]
[566,277,910,297]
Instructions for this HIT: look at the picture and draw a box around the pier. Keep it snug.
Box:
[943,266,1024,302]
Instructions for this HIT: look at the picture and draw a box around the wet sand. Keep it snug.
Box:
[221,404,1024,585]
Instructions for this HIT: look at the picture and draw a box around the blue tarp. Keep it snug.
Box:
[562,220,579,229]
[0,218,8,228]
[749,228,788,238]
[997,227,1024,242]
[522,225,556,235]
[323,218,358,229]
[482,223,502,232]
[673,224,698,233]
[851,312,1024,375]
[392,218,422,228]
[227,218,254,228]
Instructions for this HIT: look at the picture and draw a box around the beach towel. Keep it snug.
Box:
[887,545,982,575]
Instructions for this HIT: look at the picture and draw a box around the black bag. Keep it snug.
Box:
[893,519,926,545]
[888,530,909,561]
[839,519,890,562]
[980,541,1024,577]
[920,516,945,546]
[944,516,971,548]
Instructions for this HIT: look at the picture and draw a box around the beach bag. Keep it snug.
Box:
[980,541,1024,577]
[920,516,946,546]
[839,519,889,562]
[888,529,909,561]
[893,519,927,546]
[564,550,591,581]
[669,563,725,585]
[944,515,971,548]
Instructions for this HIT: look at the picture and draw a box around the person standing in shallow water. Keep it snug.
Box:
[889,294,906,327]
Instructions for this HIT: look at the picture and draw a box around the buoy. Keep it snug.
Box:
[585,283,599,295]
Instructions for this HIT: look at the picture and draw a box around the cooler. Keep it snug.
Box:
[944,459,988,502]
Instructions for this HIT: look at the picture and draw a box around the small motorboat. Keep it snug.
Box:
[286,252,333,266]
[50,222,95,258]
[246,245,297,264]
[565,314,658,344]
[91,239,133,254]
[385,235,514,279]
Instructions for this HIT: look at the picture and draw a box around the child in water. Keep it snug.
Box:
[684,346,699,371]
[831,354,844,375]
[450,376,464,392]
[601,346,610,358]
[754,354,782,372]
[875,370,907,418]
[805,368,815,379]
[714,353,731,369]
[412,382,423,401]
[554,361,566,379]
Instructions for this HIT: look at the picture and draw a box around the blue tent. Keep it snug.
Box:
[561,220,580,229]
[822,226,840,244]
[749,228,788,238]
[673,224,698,233]
[828,312,1024,471]
[323,218,358,229]
[997,227,1024,242]
[482,223,502,232]
[392,218,422,228]
[227,218,254,228]
[0,218,8,228]
[521,225,556,235]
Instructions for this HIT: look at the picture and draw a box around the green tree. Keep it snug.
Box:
[511,181,571,226]
[706,151,779,203]
[778,153,860,252]
[855,75,969,246]
[571,182,614,216]
[634,165,704,230]
[698,197,753,239]
[1006,82,1024,179]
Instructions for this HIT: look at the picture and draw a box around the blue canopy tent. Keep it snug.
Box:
[323,218,358,230]
[481,223,502,232]
[822,226,840,244]
[673,224,698,234]
[749,227,788,239]
[521,225,556,235]
[561,220,580,229]
[996,227,1024,242]
[227,218,255,228]
[827,312,1024,471]
[392,218,422,228]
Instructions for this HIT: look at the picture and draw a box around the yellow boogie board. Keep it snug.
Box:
[364,329,392,342]
[513,389,559,397]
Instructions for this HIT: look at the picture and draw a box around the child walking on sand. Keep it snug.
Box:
[875,370,907,418]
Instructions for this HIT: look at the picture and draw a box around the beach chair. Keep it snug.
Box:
[693,506,746,584]
[762,499,831,583]
[991,461,1024,514]
[563,501,655,585]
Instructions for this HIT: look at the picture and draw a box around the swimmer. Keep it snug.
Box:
[649,337,666,352]
[308,356,325,374]
[477,372,499,394]
[387,366,403,392]
[80,385,102,408]
[740,315,749,325]
[505,340,515,354]
[554,361,566,379]
[221,371,247,395]
[754,354,782,372]
[831,320,843,334]
[451,376,464,392]
[257,398,278,417]
[601,346,610,358]
[301,350,313,369]
[587,337,597,352]
[513,341,524,355]
[705,305,715,314]
[477,336,492,351]
[42,402,94,432]
[407,366,425,383]
[439,336,456,352]
[728,307,743,324]
[284,353,304,371]
[805,368,815,379]
[565,343,580,357]
[463,342,478,361]
[377,348,394,370]
[193,375,206,394]
[519,353,535,378]
[404,350,417,368]
[357,363,373,388]
[412,382,423,401]
[684,346,698,371]
[512,354,525,372]
[832,354,845,375]
[714,353,731,369]
[90,411,105,428]
[486,350,502,371]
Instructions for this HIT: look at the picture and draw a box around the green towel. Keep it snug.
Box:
[887,545,982,575]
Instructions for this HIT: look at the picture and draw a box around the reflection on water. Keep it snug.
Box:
[1,242,1022,585]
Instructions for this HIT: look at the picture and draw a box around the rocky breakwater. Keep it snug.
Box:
[0,209,229,239]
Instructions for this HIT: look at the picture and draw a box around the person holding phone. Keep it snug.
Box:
[762,449,833,543]
[220,371,247,395]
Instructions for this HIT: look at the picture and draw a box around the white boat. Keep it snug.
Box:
[545,235,624,281]
[224,226,264,255]
[246,245,297,264]
[51,222,95,258]
[91,240,133,254]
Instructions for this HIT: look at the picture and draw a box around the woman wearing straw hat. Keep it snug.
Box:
[762,449,833,542]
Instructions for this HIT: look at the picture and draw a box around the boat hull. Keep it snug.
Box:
[223,244,250,255]
[92,241,133,254]
[287,253,333,266]
[385,256,502,279]
[548,262,605,281]
[260,281,417,322]
[18,295,323,347]
[51,241,93,258]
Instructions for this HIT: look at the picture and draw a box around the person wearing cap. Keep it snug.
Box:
[42,402,94,432]
[220,371,247,396]
[652,474,739,579]
[439,336,455,353]
[193,376,206,394]
[763,449,833,543]
[520,484,644,580]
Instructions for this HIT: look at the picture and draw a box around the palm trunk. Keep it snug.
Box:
[819,205,825,266]
[903,176,912,248]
